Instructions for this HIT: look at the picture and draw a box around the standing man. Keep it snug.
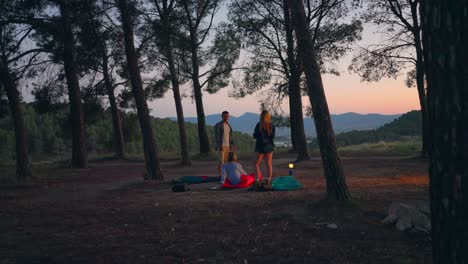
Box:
[214,111,235,176]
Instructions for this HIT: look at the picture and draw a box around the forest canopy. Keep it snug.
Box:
[0,103,255,163]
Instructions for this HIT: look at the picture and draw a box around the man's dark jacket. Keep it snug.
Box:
[214,121,234,150]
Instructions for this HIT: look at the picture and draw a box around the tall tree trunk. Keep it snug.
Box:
[290,118,297,151]
[101,46,125,159]
[289,0,351,201]
[421,1,468,263]
[118,0,163,180]
[414,43,429,158]
[189,31,211,154]
[283,0,310,161]
[0,66,32,180]
[410,1,429,158]
[59,1,87,168]
[161,9,191,166]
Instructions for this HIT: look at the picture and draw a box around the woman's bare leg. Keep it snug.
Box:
[255,153,264,182]
[264,152,273,186]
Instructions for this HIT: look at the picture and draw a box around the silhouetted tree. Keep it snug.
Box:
[77,0,126,159]
[420,1,468,262]
[0,4,36,179]
[58,0,88,167]
[178,0,241,154]
[228,0,362,161]
[116,0,163,180]
[143,0,191,165]
[26,0,88,167]
[289,0,351,201]
[350,0,429,157]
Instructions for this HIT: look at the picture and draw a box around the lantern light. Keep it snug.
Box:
[288,162,294,176]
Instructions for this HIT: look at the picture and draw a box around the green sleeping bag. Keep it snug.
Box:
[271,176,303,191]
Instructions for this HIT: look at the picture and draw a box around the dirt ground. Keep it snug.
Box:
[0,154,432,264]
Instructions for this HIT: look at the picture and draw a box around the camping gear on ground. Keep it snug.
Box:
[222,173,256,188]
[172,176,220,184]
[271,176,303,191]
[172,183,190,192]
[248,180,271,192]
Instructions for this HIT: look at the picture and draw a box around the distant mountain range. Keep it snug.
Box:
[170,112,402,138]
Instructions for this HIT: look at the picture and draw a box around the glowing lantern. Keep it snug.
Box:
[288,162,294,175]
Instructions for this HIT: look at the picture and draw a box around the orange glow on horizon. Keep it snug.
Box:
[150,70,421,118]
[322,74,421,115]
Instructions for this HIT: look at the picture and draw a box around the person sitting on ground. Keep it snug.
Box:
[219,152,247,186]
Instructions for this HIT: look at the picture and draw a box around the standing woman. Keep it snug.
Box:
[253,110,276,186]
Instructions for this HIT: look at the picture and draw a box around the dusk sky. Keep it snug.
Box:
[19,4,421,118]
[146,7,421,118]
[148,55,420,118]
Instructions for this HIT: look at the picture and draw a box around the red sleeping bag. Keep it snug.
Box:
[221,173,261,188]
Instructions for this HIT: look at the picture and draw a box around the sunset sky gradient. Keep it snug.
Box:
[147,7,421,118]
[19,4,420,118]
[148,48,421,118]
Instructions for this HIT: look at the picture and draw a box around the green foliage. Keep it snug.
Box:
[338,140,421,156]
[205,22,242,94]
[307,139,421,157]
[0,104,255,163]
[23,105,67,155]
[349,0,421,88]
[177,0,241,94]
[228,0,363,105]
[316,19,363,74]
[311,110,422,147]
[0,128,14,160]
[151,117,255,155]
[377,110,422,136]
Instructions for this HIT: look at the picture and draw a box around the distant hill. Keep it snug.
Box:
[328,110,422,147]
[173,112,401,138]
[171,112,259,136]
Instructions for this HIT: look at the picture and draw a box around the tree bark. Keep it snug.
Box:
[410,0,429,158]
[118,0,163,180]
[170,54,192,165]
[59,1,87,168]
[101,45,125,159]
[160,3,191,166]
[421,1,468,263]
[289,0,351,201]
[283,0,310,161]
[0,65,32,180]
[189,30,211,154]
[414,40,430,158]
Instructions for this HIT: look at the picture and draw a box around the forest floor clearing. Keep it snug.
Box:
[1,154,431,263]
